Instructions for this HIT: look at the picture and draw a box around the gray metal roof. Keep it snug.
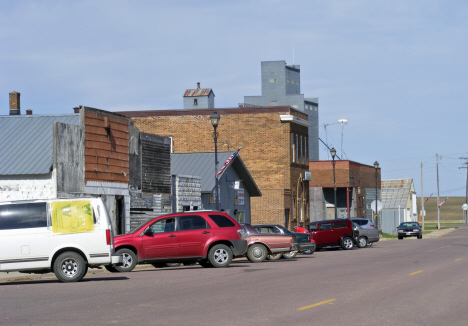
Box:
[0,114,80,175]
[381,178,414,209]
[171,152,261,197]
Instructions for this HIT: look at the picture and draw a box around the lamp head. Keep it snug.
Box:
[330,147,336,158]
[374,161,379,169]
[210,112,220,128]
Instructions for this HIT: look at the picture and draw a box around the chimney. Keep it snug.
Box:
[197,82,200,89]
[26,109,32,115]
[73,107,80,113]
[9,92,20,115]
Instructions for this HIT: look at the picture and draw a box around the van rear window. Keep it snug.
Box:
[0,202,47,230]
[333,222,347,229]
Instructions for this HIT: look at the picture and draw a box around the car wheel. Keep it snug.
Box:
[208,244,233,268]
[367,242,373,246]
[267,253,283,260]
[302,248,315,255]
[198,260,212,268]
[53,252,87,283]
[104,264,119,273]
[114,248,137,272]
[341,237,354,250]
[357,236,367,248]
[417,234,422,239]
[282,251,297,259]
[398,235,403,240]
[247,244,268,263]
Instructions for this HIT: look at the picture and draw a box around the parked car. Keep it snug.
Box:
[397,222,422,240]
[306,219,358,250]
[253,224,316,259]
[0,197,122,282]
[240,223,298,262]
[106,211,247,271]
[350,218,380,247]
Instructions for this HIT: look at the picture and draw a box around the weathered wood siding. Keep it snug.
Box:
[83,108,129,184]
[53,122,85,193]
[141,133,171,194]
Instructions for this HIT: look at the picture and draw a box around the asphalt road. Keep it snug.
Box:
[1,227,468,326]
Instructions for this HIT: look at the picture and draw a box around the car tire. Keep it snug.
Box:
[267,253,283,260]
[114,248,137,272]
[341,237,354,250]
[247,244,268,263]
[282,251,297,259]
[165,263,181,267]
[417,234,422,239]
[104,264,119,273]
[367,242,373,246]
[198,260,212,268]
[302,248,315,255]
[357,236,367,248]
[398,236,403,240]
[208,244,233,268]
[53,251,87,283]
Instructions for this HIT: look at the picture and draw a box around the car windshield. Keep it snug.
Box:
[400,222,419,228]
[127,220,149,234]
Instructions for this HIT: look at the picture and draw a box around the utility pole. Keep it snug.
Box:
[436,154,440,230]
[458,157,468,224]
[421,162,424,232]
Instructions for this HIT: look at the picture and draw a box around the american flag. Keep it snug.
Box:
[424,193,433,203]
[438,197,449,207]
[216,147,242,178]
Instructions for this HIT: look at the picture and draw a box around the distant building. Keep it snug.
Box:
[381,179,417,234]
[244,60,319,160]
[308,160,381,223]
[183,82,215,109]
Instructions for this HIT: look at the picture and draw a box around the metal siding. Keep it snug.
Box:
[0,115,79,175]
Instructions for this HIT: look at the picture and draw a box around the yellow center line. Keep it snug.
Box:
[298,299,336,311]
[455,258,462,261]
[409,270,423,275]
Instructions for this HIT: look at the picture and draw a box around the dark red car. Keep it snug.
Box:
[105,211,247,272]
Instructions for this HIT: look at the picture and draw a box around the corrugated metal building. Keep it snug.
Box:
[381,178,417,235]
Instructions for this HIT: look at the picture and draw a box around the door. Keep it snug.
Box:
[141,217,178,259]
[176,215,212,257]
[312,223,333,247]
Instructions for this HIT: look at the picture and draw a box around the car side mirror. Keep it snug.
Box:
[144,228,153,236]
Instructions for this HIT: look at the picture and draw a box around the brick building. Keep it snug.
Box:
[119,106,311,228]
[309,160,381,222]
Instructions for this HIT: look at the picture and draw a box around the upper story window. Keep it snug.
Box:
[269,78,277,83]
[194,99,198,106]
[291,133,308,165]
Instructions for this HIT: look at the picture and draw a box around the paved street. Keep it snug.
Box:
[1,227,467,326]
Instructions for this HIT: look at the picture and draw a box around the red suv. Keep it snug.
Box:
[105,211,247,272]
[306,219,357,250]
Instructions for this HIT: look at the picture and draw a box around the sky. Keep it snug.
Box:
[1,1,467,199]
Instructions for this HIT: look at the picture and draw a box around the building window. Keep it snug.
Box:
[299,136,303,164]
[269,78,277,83]
[291,134,295,163]
[194,99,198,106]
[292,105,298,109]
[296,134,299,163]
[286,79,290,83]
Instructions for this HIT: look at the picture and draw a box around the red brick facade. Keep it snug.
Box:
[121,106,310,227]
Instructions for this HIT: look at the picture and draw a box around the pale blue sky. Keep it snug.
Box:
[1,1,467,198]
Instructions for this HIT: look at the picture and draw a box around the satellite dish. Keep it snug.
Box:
[338,119,348,125]
[371,200,382,213]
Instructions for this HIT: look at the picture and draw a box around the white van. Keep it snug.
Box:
[0,197,122,282]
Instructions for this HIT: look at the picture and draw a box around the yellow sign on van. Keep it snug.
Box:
[51,201,94,234]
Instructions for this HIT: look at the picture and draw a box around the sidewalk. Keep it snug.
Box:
[0,228,458,283]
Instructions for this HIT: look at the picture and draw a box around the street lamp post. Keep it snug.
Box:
[331,148,337,219]
[210,112,221,211]
[374,161,379,230]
